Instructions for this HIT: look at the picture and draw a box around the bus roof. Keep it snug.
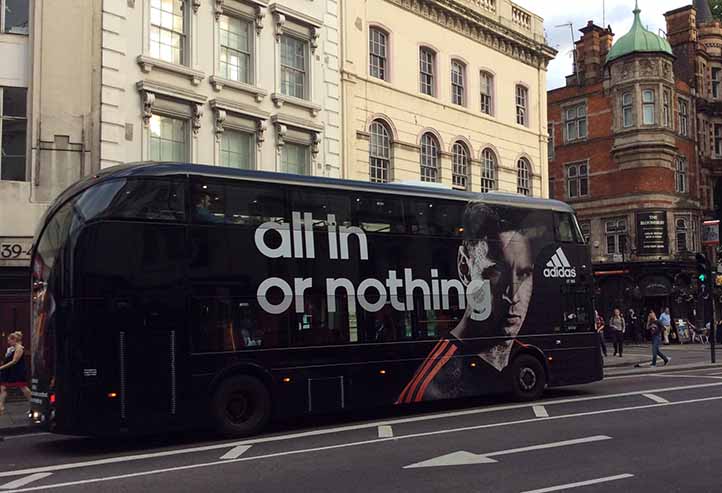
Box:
[47,162,576,220]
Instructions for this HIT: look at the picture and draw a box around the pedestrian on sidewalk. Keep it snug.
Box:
[659,307,672,345]
[0,331,31,415]
[647,311,670,367]
[609,308,626,357]
[595,310,607,357]
[627,308,641,343]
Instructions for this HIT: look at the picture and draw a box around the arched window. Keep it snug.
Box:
[369,120,392,183]
[452,142,470,190]
[420,133,440,183]
[369,27,388,81]
[481,148,497,193]
[517,158,531,196]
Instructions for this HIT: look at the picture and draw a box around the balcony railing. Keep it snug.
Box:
[470,0,496,13]
[511,5,531,30]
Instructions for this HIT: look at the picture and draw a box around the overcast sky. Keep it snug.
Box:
[513,0,688,89]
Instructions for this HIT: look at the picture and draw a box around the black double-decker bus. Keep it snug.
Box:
[30,163,602,436]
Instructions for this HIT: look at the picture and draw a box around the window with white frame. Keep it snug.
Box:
[566,161,589,199]
[149,114,188,162]
[0,86,27,181]
[675,156,688,194]
[419,48,435,96]
[622,92,633,128]
[281,142,311,175]
[1,0,28,34]
[675,216,693,253]
[605,218,627,255]
[548,122,555,161]
[679,98,689,137]
[480,71,493,115]
[420,133,440,183]
[451,142,470,190]
[150,0,186,65]
[220,130,254,169]
[713,67,721,99]
[516,85,528,126]
[715,124,722,157]
[451,61,466,106]
[565,103,587,142]
[219,15,252,84]
[579,220,591,244]
[369,27,388,81]
[642,89,655,125]
[517,157,531,196]
[481,148,497,193]
[280,34,308,100]
[663,89,672,128]
[369,120,392,183]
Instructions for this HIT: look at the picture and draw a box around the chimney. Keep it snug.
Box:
[695,0,713,25]
[573,21,611,86]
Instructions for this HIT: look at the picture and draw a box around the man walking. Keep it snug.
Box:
[659,307,672,345]
[648,311,670,367]
[609,308,626,357]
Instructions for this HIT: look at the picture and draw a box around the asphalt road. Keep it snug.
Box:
[3,368,722,493]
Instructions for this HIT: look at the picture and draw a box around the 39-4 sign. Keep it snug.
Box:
[0,239,32,261]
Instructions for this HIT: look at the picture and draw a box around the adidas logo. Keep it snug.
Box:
[544,248,577,279]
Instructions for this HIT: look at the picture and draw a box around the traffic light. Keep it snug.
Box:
[697,253,711,285]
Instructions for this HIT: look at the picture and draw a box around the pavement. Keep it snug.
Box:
[3,368,722,491]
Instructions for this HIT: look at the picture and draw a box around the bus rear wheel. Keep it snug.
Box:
[509,355,546,402]
[211,375,271,437]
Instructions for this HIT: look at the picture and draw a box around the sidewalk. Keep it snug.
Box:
[0,400,30,437]
[604,342,722,375]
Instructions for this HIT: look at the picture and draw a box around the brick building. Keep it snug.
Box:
[548,2,707,323]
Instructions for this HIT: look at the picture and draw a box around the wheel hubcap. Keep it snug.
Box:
[519,367,537,391]
[226,391,254,424]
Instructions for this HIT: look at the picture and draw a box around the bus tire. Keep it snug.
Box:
[509,354,546,402]
[211,375,271,437]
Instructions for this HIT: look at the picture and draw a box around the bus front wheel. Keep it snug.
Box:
[211,375,271,437]
[509,355,546,402]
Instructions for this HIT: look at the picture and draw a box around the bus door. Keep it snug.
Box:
[551,284,597,383]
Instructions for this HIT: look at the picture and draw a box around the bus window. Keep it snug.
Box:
[226,183,286,226]
[352,194,405,234]
[555,212,583,244]
[289,189,351,230]
[406,199,464,237]
[191,181,225,224]
[92,179,186,222]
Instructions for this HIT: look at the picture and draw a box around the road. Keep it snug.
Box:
[3,368,722,492]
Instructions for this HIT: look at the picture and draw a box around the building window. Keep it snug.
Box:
[605,218,627,256]
[1,0,29,34]
[679,98,689,137]
[149,114,188,162]
[480,71,493,115]
[565,103,587,142]
[642,89,655,125]
[419,48,435,96]
[219,15,252,84]
[420,133,440,183]
[548,123,554,161]
[281,142,310,175]
[622,92,633,128]
[150,0,186,65]
[715,124,722,157]
[280,34,308,100]
[451,60,465,106]
[579,220,591,244]
[220,130,253,169]
[369,120,392,183]
[676,217,691,253]
[516,85,528,126]
[0,87,27,181]
[713,67,721,99]
[675,156,688,194]
[451,142,470,190]
[481,148,497,193]
[566,162,589,199]
[517,157,531,196]
[369,27,388,81]
[663,89,671,128]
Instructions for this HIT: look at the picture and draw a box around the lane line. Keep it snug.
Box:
[219,445,252,460]
[488,435,610,458]
[650,374,722,380]
[643,394,669,404]
[519,473,635,493]
[1,433,51,441]
[2,381,721,481]
[0,474,53,490]
[5,395,722,492]
[377,425,394,438]
[532,406,549,418]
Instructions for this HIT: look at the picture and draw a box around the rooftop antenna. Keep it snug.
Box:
[555,22,580,86]
[603,0,606,27]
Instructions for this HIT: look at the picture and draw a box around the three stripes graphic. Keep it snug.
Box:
[546,247,572,269]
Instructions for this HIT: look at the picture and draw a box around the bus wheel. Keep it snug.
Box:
[509,355,546,402]
[211,375,271,437]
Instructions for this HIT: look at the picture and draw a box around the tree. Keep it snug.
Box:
[712,0,722,20]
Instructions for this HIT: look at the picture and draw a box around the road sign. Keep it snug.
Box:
[703,220,720,246]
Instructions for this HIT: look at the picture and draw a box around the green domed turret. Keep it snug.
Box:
[606,2,673,63]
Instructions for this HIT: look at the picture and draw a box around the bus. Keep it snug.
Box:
[29,163,602,437]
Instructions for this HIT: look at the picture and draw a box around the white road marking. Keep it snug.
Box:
[532,405,549,418]
[6,395,722,492]
[643,393,669,404]
[1,381,721,482]
[219,445,252,460]
[520,473,635,493]
[404,435,611,468]
[650,374,722,379]
[0,473,53,490]
[1,433,51,441]
[377,425,393,438]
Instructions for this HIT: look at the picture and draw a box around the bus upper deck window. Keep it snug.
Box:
[192,182,225,224]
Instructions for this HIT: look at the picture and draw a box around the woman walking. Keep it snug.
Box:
[595,310,607,357]
[647,311,670,367]
[609,308,626,357]
[0,331,31,415]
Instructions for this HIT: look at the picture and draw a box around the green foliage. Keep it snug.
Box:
[712,0,722,20]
